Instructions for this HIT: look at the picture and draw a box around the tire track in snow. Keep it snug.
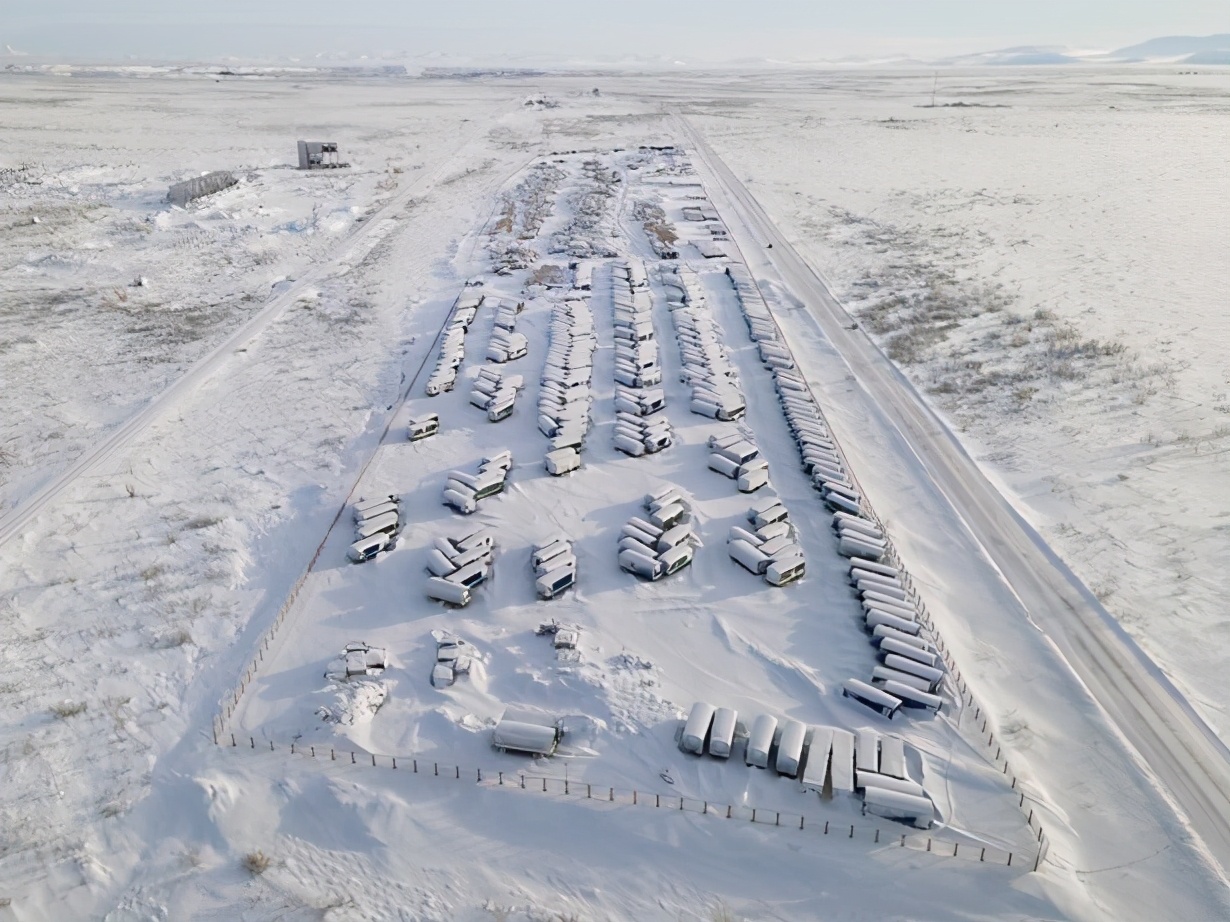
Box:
[0,105,513,550]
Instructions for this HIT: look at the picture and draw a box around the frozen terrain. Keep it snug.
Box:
[0,66,1227,921]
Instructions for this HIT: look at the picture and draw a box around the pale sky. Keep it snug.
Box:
[4,0,1228,63]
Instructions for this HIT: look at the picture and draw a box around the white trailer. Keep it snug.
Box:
[745,714,778,769]
[709,707,738,758]
[775,719,807,778]
[680,702,717,755]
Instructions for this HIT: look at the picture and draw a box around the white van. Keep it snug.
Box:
[648,502,686,531]
[354,494,398,517]
[535,564,576,600]
[445,559,491,590]
[425,576,472,606]
[354,499,398,524]
[657,545,693,578]
[655,524,695,553]
[775,719,807,778]
[348,533,392,563]
[427,545,460,577]
[708,707,738,758]
[745,714,778,769]
[487,398,515,423]
[544,447,580,476]
[354,510,401,541]
[618,548,660,580]
[532,538,571,571]
[716,440,759,467]
[680,702,717,755]
[614,434,646,457]
[729,539,770,575]
[765,555,806,587]
[737,467,770,494]
[407,414,440,442]
[442,486,477,515]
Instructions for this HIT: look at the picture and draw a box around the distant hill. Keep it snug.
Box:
[945,46,1081,66]
[1110,34,1230,60]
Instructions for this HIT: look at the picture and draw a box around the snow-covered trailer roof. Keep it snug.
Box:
[492,719,559,755]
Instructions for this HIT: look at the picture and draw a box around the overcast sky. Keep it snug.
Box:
[4,0,1228,63]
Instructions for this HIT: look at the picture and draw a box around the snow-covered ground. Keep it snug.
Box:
[0,67,1227,921]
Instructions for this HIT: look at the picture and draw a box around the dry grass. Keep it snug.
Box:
[50,700,87,719]
[243,849,271,875]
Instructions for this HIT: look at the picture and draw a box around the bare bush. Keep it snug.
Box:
[50,700,87,719]
[243,850,271,875]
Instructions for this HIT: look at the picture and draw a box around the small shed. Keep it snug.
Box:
[298,140,350,170]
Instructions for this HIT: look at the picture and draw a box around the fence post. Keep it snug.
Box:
[393,757,397,769]
[634,790,637,805]
[351,752,356,764]
[413,759,418,773]
[656,794,660,808]
[609,787,613,802]
[1008,853,1013,867]
[331,749,335,761]
[455,766,459,780]
[542,778,547,792]
[680,798,684,811]
[727,806,732,819]
[311,746,315,758]
[434,763,438,776]
[874,829,879,843]
[799,816,804,830]
[775,812,780,826]
[371,754,376,766]
[926,838,932,852]
[824,821,829,834]
[250,737,255,749]
[849,825,854,838]
[478,768,482,783]
[752,809,757,822]
[980,848,986,862]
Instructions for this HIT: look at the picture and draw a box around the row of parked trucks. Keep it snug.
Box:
[707,430,771,495]
[678,702,934,828]
[661,265,747,422]
[609,260,672,457]
[442,450,513,516]
[424,526,497,607]
[347,495,402,562]
[725,261,949,721]
[538,294,596,474]
[425,289,484,396]
[727,493,807,587]
[617,486,696,580]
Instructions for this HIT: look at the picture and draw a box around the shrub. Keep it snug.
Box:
[243,850,271,874]
[50,700,87,719]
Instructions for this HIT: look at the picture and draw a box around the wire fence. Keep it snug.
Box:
[212,292,463,745]
[221,735,1040,871]
[719,219,1051,872]
[210,169,1051,874]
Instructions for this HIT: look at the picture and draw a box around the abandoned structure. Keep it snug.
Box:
[167,171,237,207]
[297,141,349,170]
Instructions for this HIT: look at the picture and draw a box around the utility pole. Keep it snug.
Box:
[931,71,939,108]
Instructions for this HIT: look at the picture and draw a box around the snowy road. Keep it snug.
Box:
[674,112,1230,876]
[0,109,507,550]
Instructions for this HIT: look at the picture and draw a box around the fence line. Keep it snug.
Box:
[724,235,1050,873]
[212,293,464,745]
[222,736,1036,871]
